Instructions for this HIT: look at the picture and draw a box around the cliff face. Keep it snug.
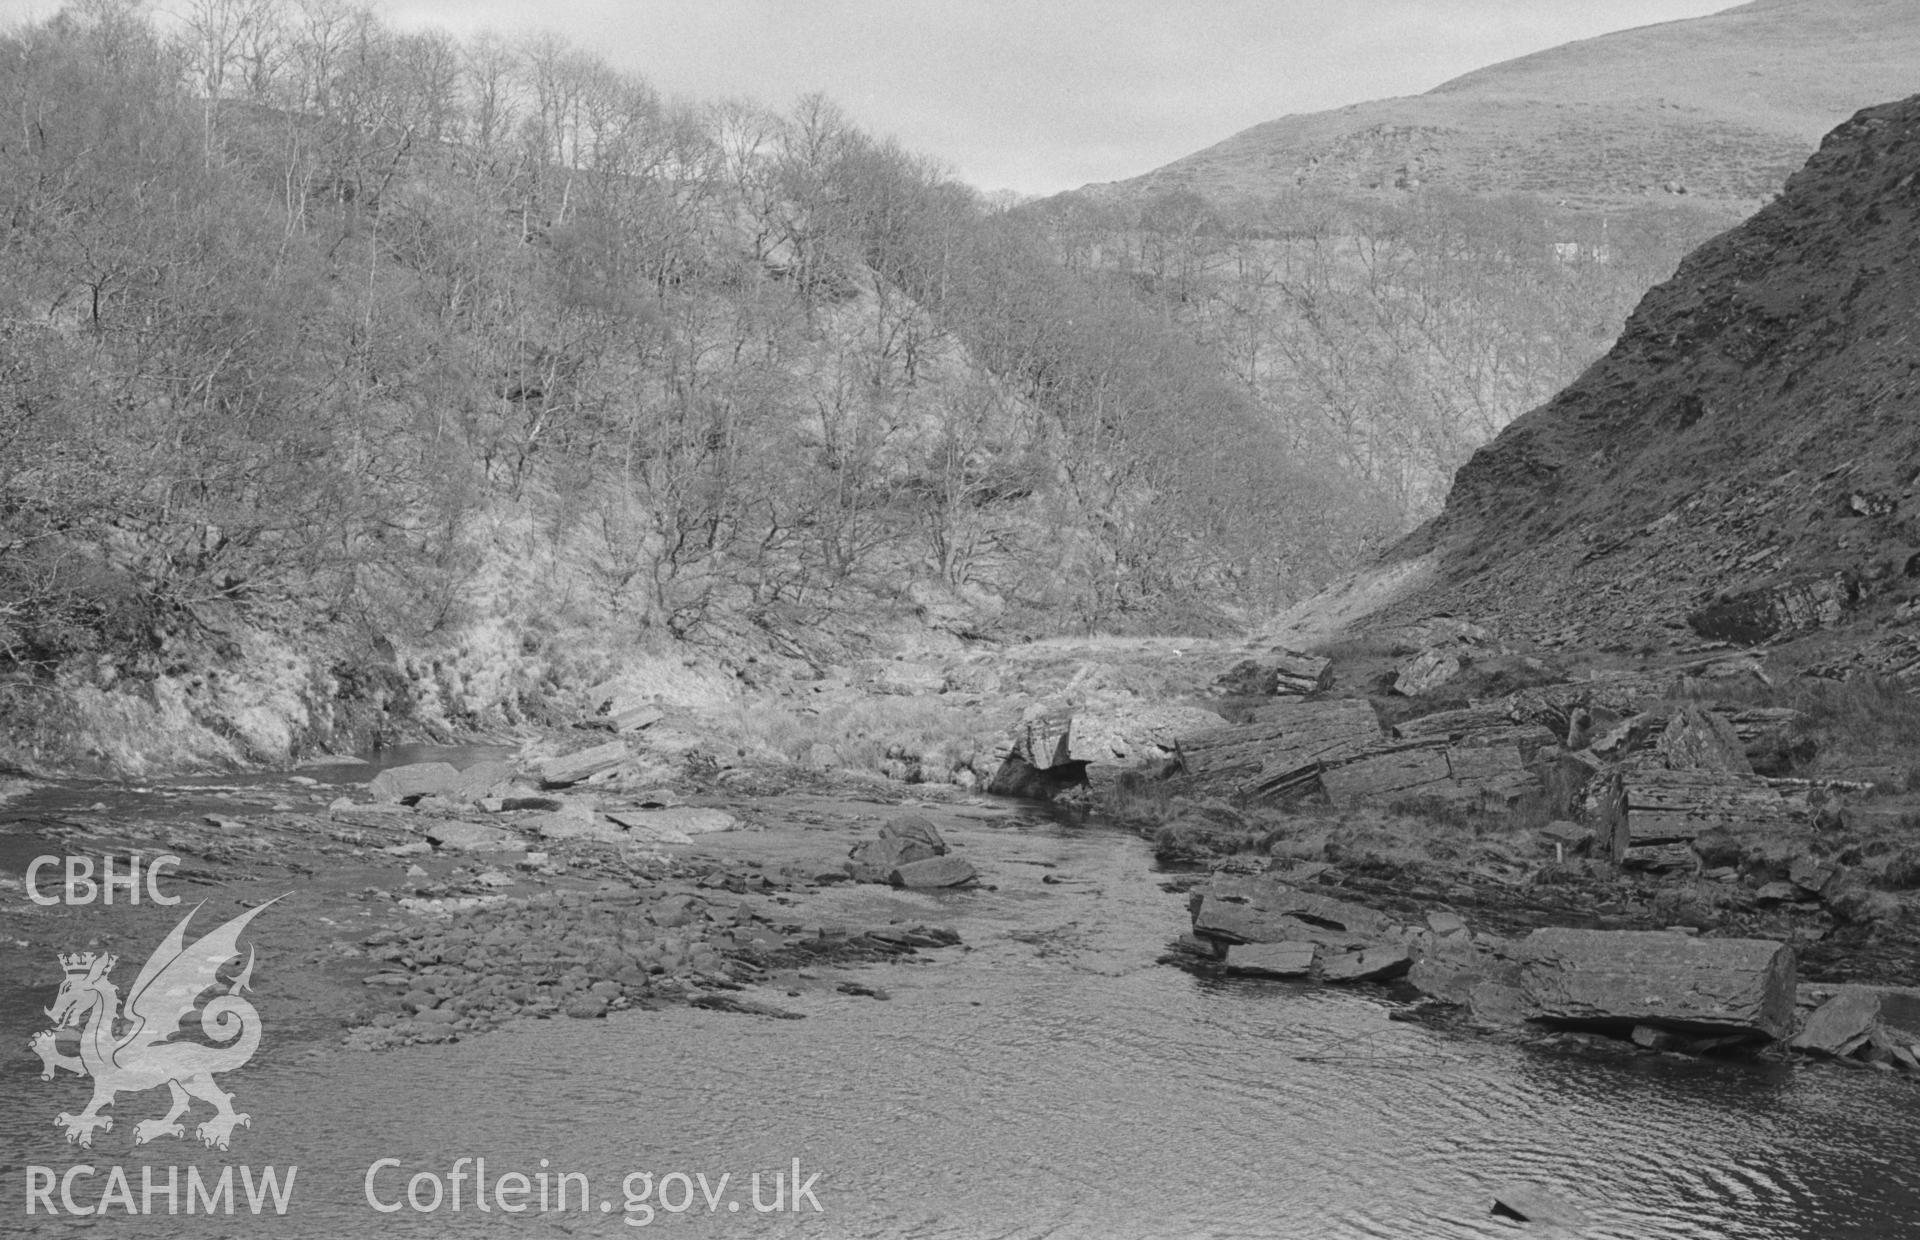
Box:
[1382,95,1920,675]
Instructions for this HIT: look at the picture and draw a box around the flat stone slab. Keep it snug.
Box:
[539,741,629,788]
[610,703,664,733]
[423,821,522,852]
[1319,944,1414,983]
[607,807,737,836]
[525,811,624,843]
[369,762,460,803]
[602,811,695,845]
[1192,875,1395,944]
[1223,941,1317,977]
[888,856,979,888]
[328,800,412,825]
[1519,928,1796,1040]
[1196,906,1376,952]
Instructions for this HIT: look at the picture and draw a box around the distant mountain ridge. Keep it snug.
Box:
[1088,0,1920,211]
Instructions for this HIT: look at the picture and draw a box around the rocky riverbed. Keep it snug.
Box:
[6,626,1919,1079]
[0,752,1002,1061]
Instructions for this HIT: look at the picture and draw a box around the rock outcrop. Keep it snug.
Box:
[990,702,1223,800]
[1172,696,1546,809]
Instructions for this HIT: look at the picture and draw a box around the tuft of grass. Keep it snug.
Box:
[1101,770,1180,826]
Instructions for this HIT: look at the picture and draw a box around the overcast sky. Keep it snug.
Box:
[4,0,1742,194]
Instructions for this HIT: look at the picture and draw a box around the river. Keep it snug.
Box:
[4,773,1919,1237]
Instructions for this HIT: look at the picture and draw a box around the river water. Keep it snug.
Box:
[5,778,1920,1237]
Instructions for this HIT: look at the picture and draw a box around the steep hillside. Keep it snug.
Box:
[1376,93,1920,678]
[1096,0,1920,212]
[0,4,1362,775]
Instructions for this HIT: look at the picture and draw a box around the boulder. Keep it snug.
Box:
[1439,743,1538,807]
[538,741,629,788]
[1687,573,1864,646]
[1539,820,1595,855]
[1223,941,1317,977]
[608,702,663,733]
[1518,928,1796,1041]
[1590,712,1662,760]
[1393,647,1463,696]
[442,760,516,804]
[1491,1188,1585,1228]
[1319,944,1413,983]
[1004,711,1075,771]
[1655,705,1755,774]
[994,703,1224,800]
[880,815,948,855]
[369,762,461,804]
[1595,767,1807,862]
[1319,746,1451,806]
[1789,854,1841,898]
[1792,986,1920,1058]
[1215,651,1333,697]
[887,856,979,888]
[846,836,939,883]
[1790,989,1881,1056]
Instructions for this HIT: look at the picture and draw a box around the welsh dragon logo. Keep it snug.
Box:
[29,898,279,1151]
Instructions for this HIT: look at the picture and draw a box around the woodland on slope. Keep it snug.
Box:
[0,0,1780,767]
[0,2,1366,706]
